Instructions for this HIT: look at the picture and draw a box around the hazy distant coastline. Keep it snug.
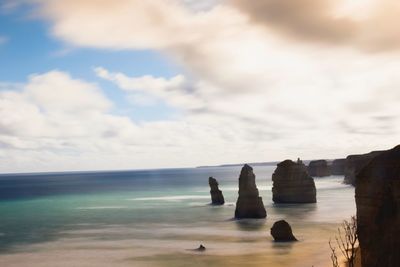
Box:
[197,162,279,168]
[196,159,331,168]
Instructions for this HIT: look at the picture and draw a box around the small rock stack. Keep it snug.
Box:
[270,220,297,242]
[208,177,225,205]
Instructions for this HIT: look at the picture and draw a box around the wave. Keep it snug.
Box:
[195,185,272,193]
[128,195,210,201]
[315,177,351,190]
[76,206,128,210]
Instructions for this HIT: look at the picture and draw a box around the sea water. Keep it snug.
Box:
[0,166,355,267]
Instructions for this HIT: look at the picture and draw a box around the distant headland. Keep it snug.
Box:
[197,159,324,168]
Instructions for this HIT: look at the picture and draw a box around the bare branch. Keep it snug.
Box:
[328,216,358,267]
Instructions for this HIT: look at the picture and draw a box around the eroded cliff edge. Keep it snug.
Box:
[355,145,400,267]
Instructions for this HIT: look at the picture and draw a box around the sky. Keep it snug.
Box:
[0,0,399,173]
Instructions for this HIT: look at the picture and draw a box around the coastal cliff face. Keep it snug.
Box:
[355,145,400,267]
[235,164,266,219]
[307,160,330,177]
[330,159,345,175]
[208,177,225,205]
[272,160,316,203]
[344,151,383,185]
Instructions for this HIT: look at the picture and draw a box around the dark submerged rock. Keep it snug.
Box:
[344,150,383,185]
[234,164,266,219]
[355,145,400,267]
[270,220,297,242]
[272,159,316,203]
[208,177,225,205]
[307,160,330,177]
[330,158,346,175]
[196,244,206,251]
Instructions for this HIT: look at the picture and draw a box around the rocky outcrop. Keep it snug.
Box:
[307,160,330,177]
[208,177,224,205]
[330,159,345,175]
[272,160,316,203]
[344,151,383,185]
[234,164,266,219]
[195,244,206,251]
[270,220,297,242]
[355,145,400,267]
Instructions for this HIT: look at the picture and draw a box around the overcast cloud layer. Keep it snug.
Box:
[1,0,400,172]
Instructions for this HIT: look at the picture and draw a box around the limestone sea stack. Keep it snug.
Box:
[234,164,266,219]
[270,220,297,242]
[307,160,330,177]
[272,160,316,203]
[344,150,383,185]
[355,145,400,267]
[208,177,224,205]
[330,158,345,175]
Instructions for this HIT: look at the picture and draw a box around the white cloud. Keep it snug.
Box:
[95,67,204,110]
[95,67,185,94]
[0,70,302,172]
[26,71,111,113]
[0,71,140,171]
[35,0,201,50]
[0,71,127,140]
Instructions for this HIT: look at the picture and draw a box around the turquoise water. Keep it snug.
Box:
[0,166,355,266]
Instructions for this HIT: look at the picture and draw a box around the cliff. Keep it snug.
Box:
[355,145,400,267]
[344,151,383,185]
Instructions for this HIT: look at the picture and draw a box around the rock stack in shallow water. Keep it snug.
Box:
[355,145,400,267]
[270,220,297,242]
[330,158,345,175]
[235,164,266,219]
[307,160,330,177]
[208,177,224,205]
[344,150,383,185]
[272,160,316,203]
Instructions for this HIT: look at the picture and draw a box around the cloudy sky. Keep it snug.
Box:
[0,0,399,173]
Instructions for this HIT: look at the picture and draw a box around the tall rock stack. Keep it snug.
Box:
[344,151,383,185]
[307,160,330,177]
[208,177,225,205]
[235,164,266,219]
[330,159,345,175]
[355,145,400,267]
[272,160,316,203]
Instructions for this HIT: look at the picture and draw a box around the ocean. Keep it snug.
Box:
[0,165,355,267]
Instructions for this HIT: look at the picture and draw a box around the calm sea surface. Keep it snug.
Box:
[0,165,355,267]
